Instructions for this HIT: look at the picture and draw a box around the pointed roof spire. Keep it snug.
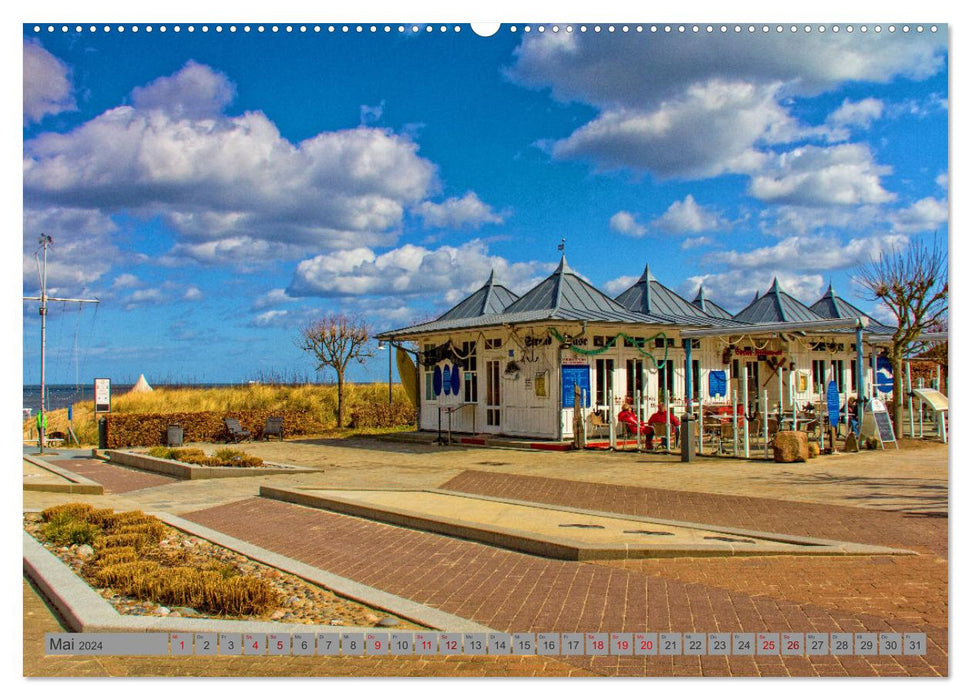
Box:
[693,284,707,303]
[768,277,782,294]
[752,289,760,303]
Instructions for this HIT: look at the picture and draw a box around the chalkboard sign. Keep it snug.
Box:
[862,398,897,449]
[561,365,591,409]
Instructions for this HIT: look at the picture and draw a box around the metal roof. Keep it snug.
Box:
[691,284,734,320]
[435,270,519,322]
[733,278,826,325]
[809,284,897,335]
[615,264,743,327]
[378,256,682,338]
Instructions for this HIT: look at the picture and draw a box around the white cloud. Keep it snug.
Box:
[182,286,203,301]
[652,195,724,234]
[748,144,894,206]
[683,270,825,312]
[891,197,948,234]
[287,239,549,301]
[414,192,507,229]
[603,275,639,296]
[24,62,444,266]
[936,173,948,190]
[23,40,75,124]
[681,236,712,251]
[826,97,884,130]
[22,207,120,295]
[252,288,296,311]
[609,211,647,238]
[111,273,140,289]
[509,30,945,111]
[360,100,385,125]
[703,233,907,273]
[549,80,791,179]
[131,60,235,119]
[250,310,292,328]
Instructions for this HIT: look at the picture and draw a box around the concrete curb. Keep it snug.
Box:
[22,520,492,635]
[105,450,319,480]
[23,455,104,495]
[261,486,914,561]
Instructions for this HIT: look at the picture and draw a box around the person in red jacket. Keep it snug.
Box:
[617,403,654,447]
[648,407,681,429]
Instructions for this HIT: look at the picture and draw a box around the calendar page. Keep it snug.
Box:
[20,2,949,686]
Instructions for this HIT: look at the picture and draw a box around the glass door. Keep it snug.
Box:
[485,359,501,431]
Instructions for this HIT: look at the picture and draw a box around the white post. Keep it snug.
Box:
[817,383,824,453]
[763,389,769,460]
[698,392,704,454]
[608,387,616,450]
[843,387,850,436]
[778,366,784,421]
[665,392,671,454]
[731,390,738,457]
[906,362,914,439]
[918,378,925,438]
[634,389,642,451]
[581,389,588,442]
[741,369,750,458]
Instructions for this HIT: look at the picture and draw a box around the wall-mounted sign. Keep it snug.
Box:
[561,365,591,408]
[733,349,784,357]
[94,378,111,413]
[524,334,552,348]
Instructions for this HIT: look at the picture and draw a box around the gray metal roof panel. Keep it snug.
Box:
[733,278,825,325]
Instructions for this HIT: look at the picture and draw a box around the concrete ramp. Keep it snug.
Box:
[261,486,911,561]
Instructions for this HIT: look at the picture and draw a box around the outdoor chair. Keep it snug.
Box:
[262,415,284,440]
[223,417,252,443]
[587,411,611,439]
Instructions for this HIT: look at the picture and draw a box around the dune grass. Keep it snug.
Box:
[25,383,414,446]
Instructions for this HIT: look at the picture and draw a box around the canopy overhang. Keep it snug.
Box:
[679,316,867,339]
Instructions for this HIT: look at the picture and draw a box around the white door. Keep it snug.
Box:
[485,359,502,433]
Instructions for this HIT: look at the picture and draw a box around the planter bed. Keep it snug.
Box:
[105,449,317,480]
[24,507,418,630]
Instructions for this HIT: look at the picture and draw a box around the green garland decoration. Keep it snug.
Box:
[547,327,669,370]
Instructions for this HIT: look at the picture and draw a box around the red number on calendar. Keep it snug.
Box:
[446,640,457,651]
[640,640,654,650]
[618,640,629,651]
[762,640,775,651]
[787,641,799,651]
[593,640,604,650]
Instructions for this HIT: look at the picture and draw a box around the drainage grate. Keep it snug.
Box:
[559,523,605,529]
[704,535,757,544]
[623,530,675,536]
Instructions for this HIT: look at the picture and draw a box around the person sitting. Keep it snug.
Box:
[647,407,680,448]
[841,397,860,436]
[617,403,654,447]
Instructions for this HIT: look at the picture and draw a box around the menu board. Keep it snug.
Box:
[94,378,111,413]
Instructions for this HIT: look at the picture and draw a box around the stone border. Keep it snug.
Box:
[261,486,914,561]
[105,450,319,480]
[23,455,104,495]
[23,515,492,635]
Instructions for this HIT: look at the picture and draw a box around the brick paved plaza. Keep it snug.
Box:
[22,437,948,677]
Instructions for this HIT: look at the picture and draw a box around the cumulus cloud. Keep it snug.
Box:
[22,207,120,295]
[652,195,724,234]
[23,40,75,124]
[360,100,385,125]
[603,275,639,296]
[609,211,647,237]
[681,236,713,250]
[414,192,507,229]
[549,80,791,179]
[703,233,907,273]
[24,62,445,266]
[826,97,884,130]
[683,270,826,311]
[748,143,894,206]
[508,30,945,111]
[182,286,203,301]
[511,30,943,187]
[252,288,296,311]
[131,60,235,119]
[286,239,549,302]
[891,197,948,233]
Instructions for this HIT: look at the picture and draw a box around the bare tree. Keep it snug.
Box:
[299,314,374,428]
[857,237,948,434]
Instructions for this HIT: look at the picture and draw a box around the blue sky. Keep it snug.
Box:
[22,22,948,385]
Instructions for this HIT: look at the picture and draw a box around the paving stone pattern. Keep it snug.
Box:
[182,492,947,677]
[52,458,177,494]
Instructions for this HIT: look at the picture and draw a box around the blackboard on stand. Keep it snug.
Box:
[861,398,898,449]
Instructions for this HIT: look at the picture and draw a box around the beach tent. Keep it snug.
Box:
[129,374,154,393]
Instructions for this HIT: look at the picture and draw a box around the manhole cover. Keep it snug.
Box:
[623,530,675,536]
[559,523,605,529]
[704,535,756,544]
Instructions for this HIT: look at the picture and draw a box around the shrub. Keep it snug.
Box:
[212,448,263,468]
[100,533,148,551]
[41,503,93,523]
[116,521,165,544]
[97,547,138,567]
[44,519,100,546]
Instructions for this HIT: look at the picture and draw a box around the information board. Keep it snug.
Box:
[561,365,591,409]
[94,378,111,413]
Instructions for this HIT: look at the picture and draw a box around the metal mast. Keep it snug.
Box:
[23,235,100,454]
